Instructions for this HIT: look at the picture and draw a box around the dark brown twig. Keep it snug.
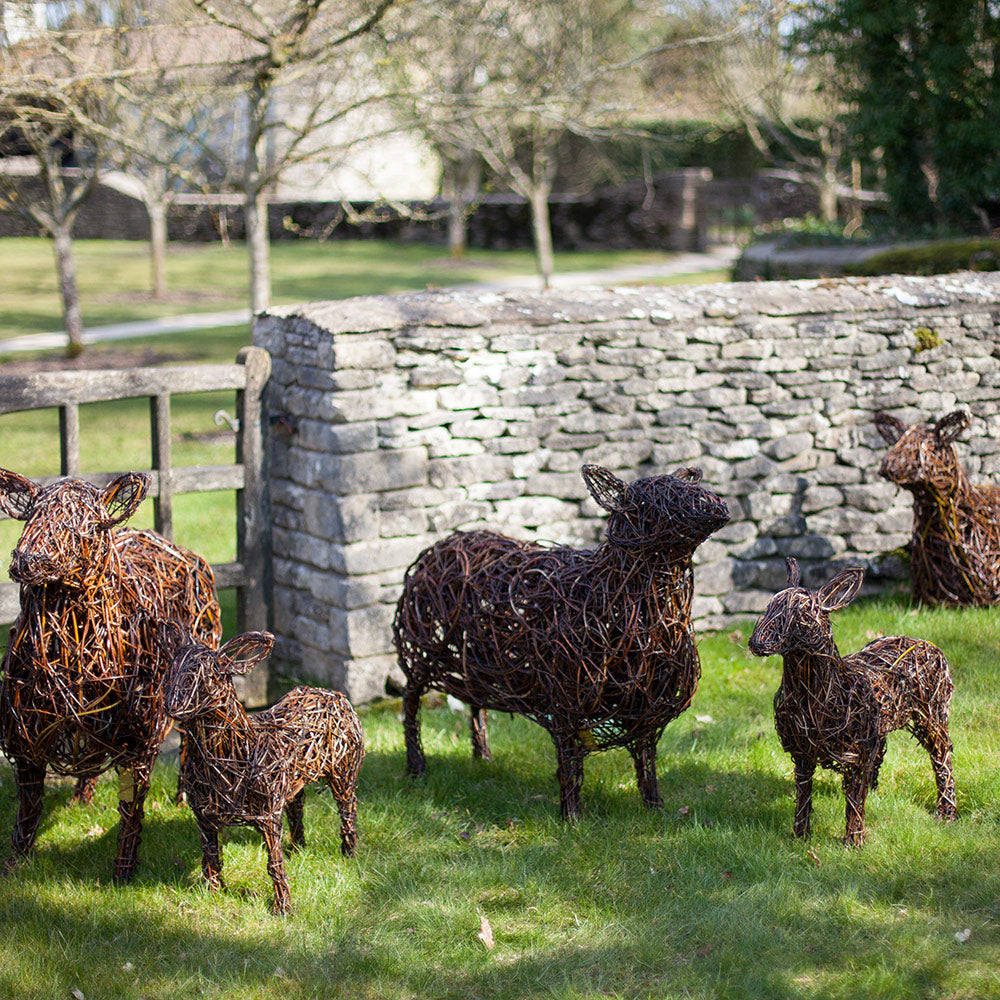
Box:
[393,464,729,820]
[749,557,957,845]
[160,626,364,915]
[0,469,221,881]
[876,409,1000,606]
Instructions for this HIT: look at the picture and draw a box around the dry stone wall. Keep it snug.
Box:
[254,272,1000,702]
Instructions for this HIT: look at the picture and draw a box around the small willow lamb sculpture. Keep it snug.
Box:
[876,408,1000,606]
[749,557,957,845]
[0,469,220,881]
[394,464,730,820]
[160,626,364,915]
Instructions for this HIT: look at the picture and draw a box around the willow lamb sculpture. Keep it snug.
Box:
[160,626,364,915]
[876,408,1000,606]
[0,470,221,881]
[748,557,956,846]
[394,464,730,820]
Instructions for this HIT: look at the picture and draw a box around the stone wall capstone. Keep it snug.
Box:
[253,272,1000,702]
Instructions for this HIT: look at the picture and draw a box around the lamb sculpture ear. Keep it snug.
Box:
[816,567,864,613]
[785,556,801,589]
[100,472,150,526]
[874,411,908,445]
[217,631,275,675]
[157,620,191,655]
[581,465,627,512]
[934,409,971,446]
[0,468,40,520]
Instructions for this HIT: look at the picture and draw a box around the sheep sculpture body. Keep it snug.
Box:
[876,408,1000,606]
[0,469,221,881]
[394,464,730,820]
[748,557,957,845]
[161,627,364,915]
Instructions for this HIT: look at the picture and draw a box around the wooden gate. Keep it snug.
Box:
[0,346,272,704]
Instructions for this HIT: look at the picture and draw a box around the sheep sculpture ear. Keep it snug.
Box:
[581,464,627,512]
[671,466,703,483]
[816,566,865,613]
[874,411,908,445]
[217,630,275,675]
[157,620,191,656]
[0,468,39,521]
[100,472,150,526]
[785,556,801,588]
[934,409,971,446]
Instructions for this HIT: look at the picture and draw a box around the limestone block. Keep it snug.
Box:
[799,485,843,514]
[330,536,431,576]
[329,603,396,659]
[410,363,463,387]
[494,496,579,527]
[344,654,405,704]
[427,500,494,533]
[429,454,514,488]
[763,432,814,462]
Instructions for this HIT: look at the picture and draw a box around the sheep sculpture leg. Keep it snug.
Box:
[334,784,359,858]
[285,791,306,850]
[196,818,225,890]
[3,760,46,874]
[842,762,879,847]
[912,722,958,821]
[469,704,492,761]
[553,739,586,821]
[113,760,153,883]
[261,818,292,915]
[628,738,663,809]
[403,685,427,777]
[792,757,816,838]
[69,776,98,807]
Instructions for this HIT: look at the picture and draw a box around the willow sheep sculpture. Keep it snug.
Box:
[0,469,221,881]
[160,626,364,915]
[748,557,956,846]
[876,408,1000,606]
[394,464,730,820]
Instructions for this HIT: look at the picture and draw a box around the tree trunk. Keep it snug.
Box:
[149,200,168,300]
[528,183,554,289]
[246,189,271,313]
[51,224,85,357]
[443,152,480,259]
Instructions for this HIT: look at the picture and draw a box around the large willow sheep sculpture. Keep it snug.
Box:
[160,626,364,915]
[394,464,730,820]
[0,470,220,881]
[876,409,1000,606]
[749,557,956,845]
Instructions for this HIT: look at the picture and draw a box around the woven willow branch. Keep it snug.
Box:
[0,469,221,882]
[876,409,1000,606]
[749,557,956,845]
[394,464,730,820]
[161,626,365,915]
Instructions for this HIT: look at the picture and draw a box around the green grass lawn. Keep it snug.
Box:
[0,595,998,999]
[0,238,720,341]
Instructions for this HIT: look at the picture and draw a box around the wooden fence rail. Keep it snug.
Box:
[0,346,272,704]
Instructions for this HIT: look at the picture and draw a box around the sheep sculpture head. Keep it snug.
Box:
[876,409,971,498]
[582,463,729,552]
[163,624,272,722]
[874,408,1000,606]
[748,558,864,657]
[0,470,149,587]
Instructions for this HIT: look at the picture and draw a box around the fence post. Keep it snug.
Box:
[234,346,272,705]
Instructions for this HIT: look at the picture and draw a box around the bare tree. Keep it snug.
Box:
[0,32,108,355]
[386,0,648,287]
[183,0,397,313]
[665,0,849,224]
